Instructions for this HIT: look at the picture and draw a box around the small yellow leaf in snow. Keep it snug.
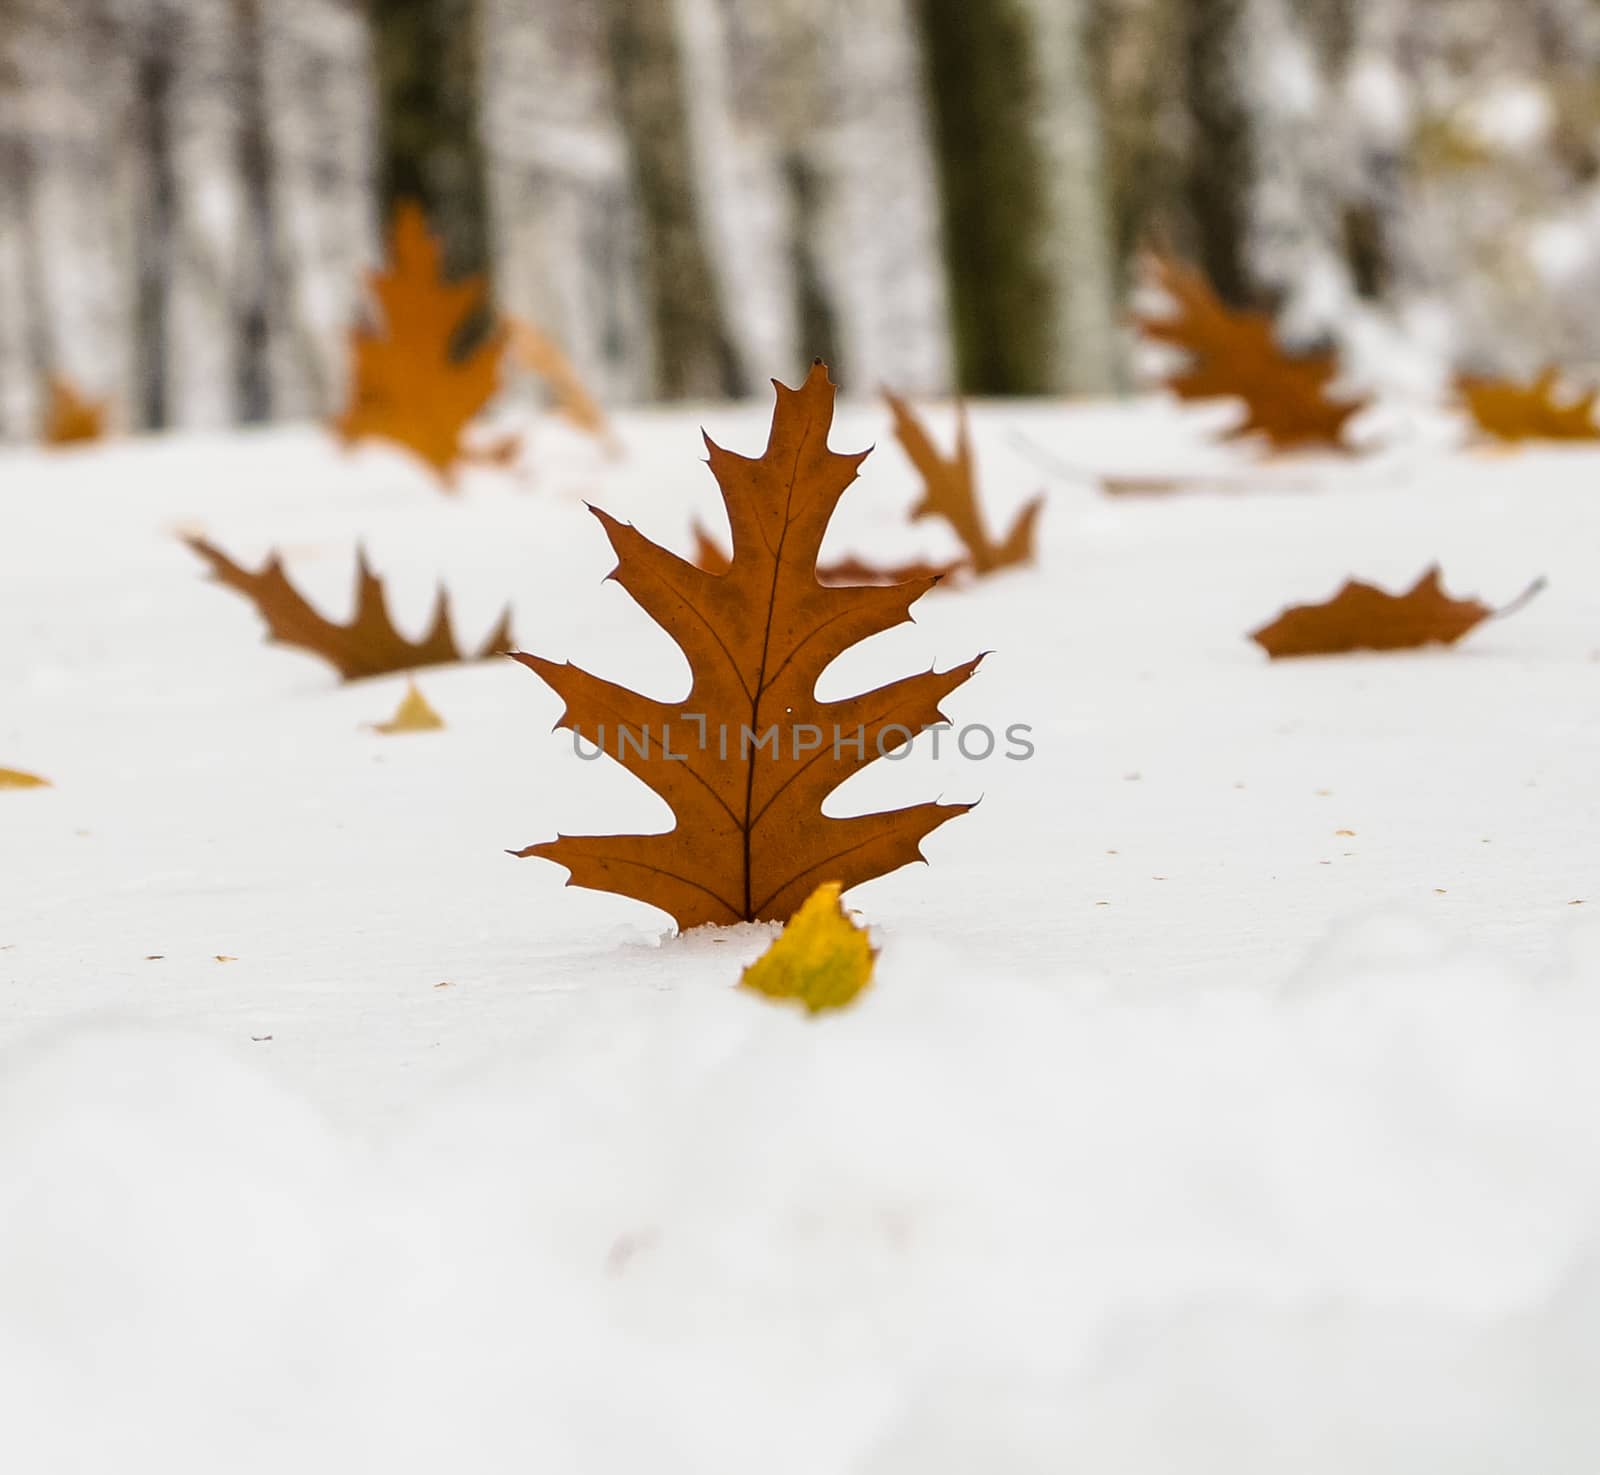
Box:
[372,681,445,734]
[740,882,875,1015]
[0,768,50,790]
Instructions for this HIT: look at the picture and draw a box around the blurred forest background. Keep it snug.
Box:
[4,0,1600,438]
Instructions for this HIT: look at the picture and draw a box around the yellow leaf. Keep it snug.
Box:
[372,681,445,734]
[739,882,876,1015]
[0,767,50,790]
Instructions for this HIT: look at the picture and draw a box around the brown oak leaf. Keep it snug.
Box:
[1251,566,1543,658]
[1136,251,1366,452]
[185,534,512,680]
[1457,368,1600,443]
[512,361,981,930]
[884,389,1041,574]
[40,376,108,446]
[334,202,504,483]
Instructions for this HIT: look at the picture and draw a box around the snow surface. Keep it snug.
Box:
[4,395,1600,1470]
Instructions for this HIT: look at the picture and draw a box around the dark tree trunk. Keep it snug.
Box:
[132,28,179,430]
[602,0,743,400]
[369,0,492,284]
[2,137,50,388]
[915,0,1058,394]
[784,152,840,373]
[1182,0,1257,306]
[233,0,279,422]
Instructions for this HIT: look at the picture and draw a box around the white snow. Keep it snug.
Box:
[5,395,1600,1469]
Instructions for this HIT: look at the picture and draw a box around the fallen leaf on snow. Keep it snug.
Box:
[1458,368,1600,443]
[1135,250,1366,452]
[885,389,1041,575]
[740,882,875,1015]
[371,681,445,733]
[1251,567,1544,658]
[185,534,512,681]
[40,376,108,446]
[334,201,504,484]
[512,361,981,929]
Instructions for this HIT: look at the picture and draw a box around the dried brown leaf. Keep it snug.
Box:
[185,534,512,680]
[334,202,503,483]
[1251,566,1542,658]
[512,361,981,930]
[884,390,1041,574]
[1458,368,1600,443]
[40,376,108,446]
[1136,251,1366,452]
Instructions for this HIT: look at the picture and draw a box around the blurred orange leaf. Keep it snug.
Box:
[335,202,503,483]
[884,390,1041,574]
[1458,368,1600,443]
[0,767,50,790]
[40,376,107,446]
[1251,567,1542,658]
[506,317,617,450]
[184,534,512,680]
[1135,251,1366,452]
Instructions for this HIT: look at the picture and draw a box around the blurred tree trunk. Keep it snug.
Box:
[131,20,179,429]
[1090,0,1189,279]
[916,0,1118,393]
[476,0,652,403]
[603,0,743,399]
[1182,0,1258,305]
[232,0,279,422]
[368,0,491,282]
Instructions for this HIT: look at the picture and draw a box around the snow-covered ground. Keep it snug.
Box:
[4,395,1600,1471]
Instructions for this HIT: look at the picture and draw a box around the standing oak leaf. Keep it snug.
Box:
[335,202,504,483]
[513,361,982,930]
[1458,368,1600,443]
[184,534,512,680]
[1250,566,1543,658]
[884,390,1042,574]
[740,882,876,1014]
[1136,251,1366,452]
[40,376,108,446]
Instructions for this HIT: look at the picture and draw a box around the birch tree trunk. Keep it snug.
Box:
[670,0,953,394]
[604,0,743,399]
[477,0,651,403]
